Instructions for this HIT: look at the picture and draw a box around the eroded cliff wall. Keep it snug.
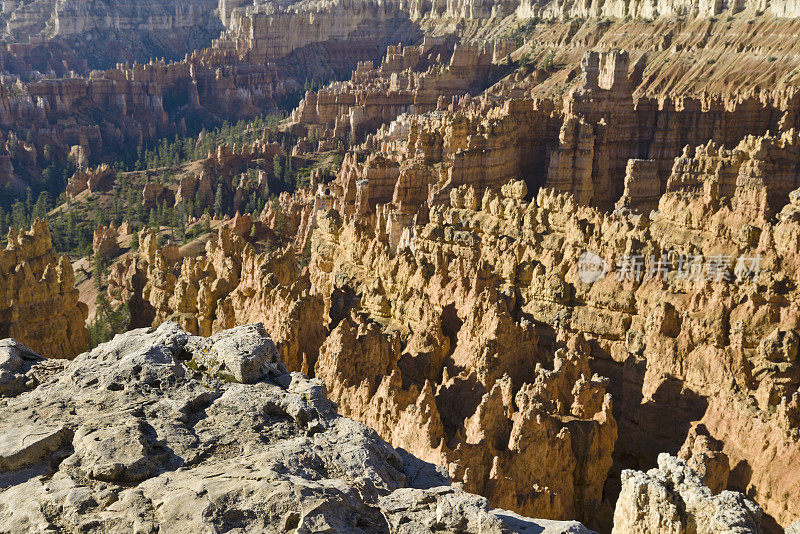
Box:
[0,0,223,68]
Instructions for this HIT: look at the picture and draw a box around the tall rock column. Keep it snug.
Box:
[0,220,89,358]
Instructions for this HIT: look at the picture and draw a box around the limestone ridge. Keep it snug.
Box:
[0,220,88,359]
[0,322,594,533]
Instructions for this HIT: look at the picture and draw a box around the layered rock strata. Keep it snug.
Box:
[290,40,506,142]
[216,0,418,65]
[0,0,223,69]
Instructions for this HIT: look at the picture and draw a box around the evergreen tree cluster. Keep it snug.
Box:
[87,250,129,349]
[2,114,336,255]
[87,296,130,350]
[130,115,283,171]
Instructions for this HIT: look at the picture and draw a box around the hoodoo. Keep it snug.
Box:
[2,0,800,532]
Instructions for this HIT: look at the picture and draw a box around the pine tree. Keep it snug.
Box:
[88,296,130,349]
[213,183,224,216]
[66,208,77,251]
[92,252,107,291]
[273,154,282,181]
[42,166,57,195]
[32,191,51,222]
[24,188,33,216]
[11,201,26,230]
[132,191,144,226]
[7,135,17,158]
[284,154,294,189]
[171,206,181,241]
[92,203,107,228]
[156,202,166,227]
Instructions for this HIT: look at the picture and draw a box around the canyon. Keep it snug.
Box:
[3,0,800,532]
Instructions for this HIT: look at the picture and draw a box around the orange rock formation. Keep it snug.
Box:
[0,220,88,358]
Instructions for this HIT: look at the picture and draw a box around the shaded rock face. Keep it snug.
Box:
[0,220,88,359]
[92,222,122,261]
[0,323,593,534]
[175,139,282,215]
[0,0,223,69]
[290,40,504,144]
[314,315,617,525]
[67,164,116,198]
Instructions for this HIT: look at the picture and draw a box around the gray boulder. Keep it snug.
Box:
[0,323,594,533]
[0,339,45,397]
[612,453,763,534]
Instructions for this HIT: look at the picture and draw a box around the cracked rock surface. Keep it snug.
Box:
[612,453,763,534]
[0,322,593,533]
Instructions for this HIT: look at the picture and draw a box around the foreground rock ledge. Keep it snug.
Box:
[0,322,592,534]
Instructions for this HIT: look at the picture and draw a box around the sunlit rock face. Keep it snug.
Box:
[0,220,88,360]
[12,1,800,531]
